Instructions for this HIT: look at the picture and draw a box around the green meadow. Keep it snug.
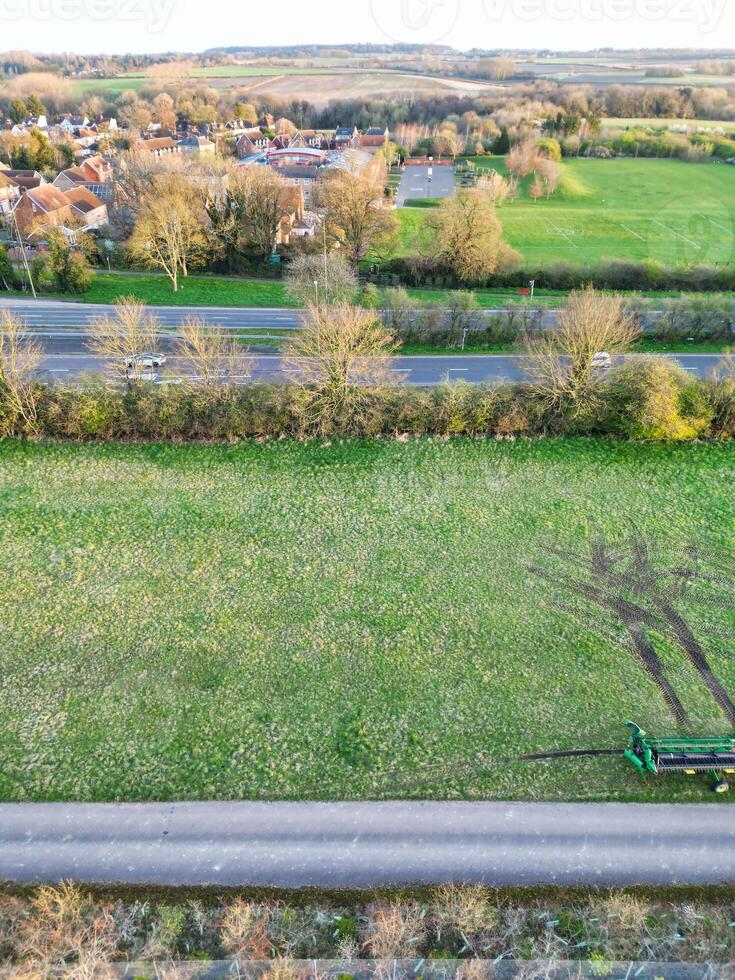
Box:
[1,438,732,804]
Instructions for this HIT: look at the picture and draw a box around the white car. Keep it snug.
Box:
[126,353,167,369]
[591,351,612,370]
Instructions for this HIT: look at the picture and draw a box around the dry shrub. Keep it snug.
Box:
[592,891,648,957]
[431,884,491,939]
[362,900,427,959]
[263,958,302,980]
[455,960,492,980]
[220,898,272,959]
[15,882,118,978]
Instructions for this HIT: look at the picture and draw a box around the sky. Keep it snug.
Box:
[2,0,734,55]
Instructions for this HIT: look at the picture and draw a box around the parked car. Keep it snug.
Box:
[126,353,167,369]
[591,351,612,370]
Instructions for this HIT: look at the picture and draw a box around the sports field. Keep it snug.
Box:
[1,438,732,804]
[399,156,735,267]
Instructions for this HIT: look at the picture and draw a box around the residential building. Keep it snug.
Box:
[361,127,390,148]
[133,137,181,157]
[236,129,272,157]
[0,168,46,191]
[178,135,216,157]
[62,187,108,230]
[52,156,114,203]
[334,126,360,149]
[59,114,90,134]
[0,172,21,215]
[12,184,73,239]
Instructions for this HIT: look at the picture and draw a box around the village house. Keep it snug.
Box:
[11,184,74,239]
[59,114,90,134]
[52,155,114,203]
[178,135,216,157]
[360,127,390,148]
[236,128,272,157]
[0,168,46,191]
[11,182,109,242]
[62,187,108,230]
[277,184,307,246]
[0,172,21,215]
[133,136,181,157]
[334,125,360,149]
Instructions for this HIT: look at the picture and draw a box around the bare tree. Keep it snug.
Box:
[316,161,398,268]
[476,170,512,206]
[285,252,358,306]
[524,286,641,417]
[174,318,250,388]
[0,310,42,435]
[86,297,160,383]
[430,189,521,282]
[435,125,465,162]
[128,174,211,292]
[284,303,398,432]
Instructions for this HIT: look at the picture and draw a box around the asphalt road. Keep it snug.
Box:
[1,801,733,887]
[2,301,729,385]
[396,164,457,206]
[0,297,301,331]
[36,349,728,386]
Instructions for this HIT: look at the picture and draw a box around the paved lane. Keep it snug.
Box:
[0,298,302,330]
[37,352,728,385]
[1,801,733,887]
[396,164,457,206]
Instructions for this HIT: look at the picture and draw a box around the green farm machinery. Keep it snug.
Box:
[624,721,735,794]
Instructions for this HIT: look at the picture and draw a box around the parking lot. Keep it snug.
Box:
[396,164,457,206]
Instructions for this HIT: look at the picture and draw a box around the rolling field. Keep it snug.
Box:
[72,67,495,101]
[1,438,733,804]
[399,157,735,266]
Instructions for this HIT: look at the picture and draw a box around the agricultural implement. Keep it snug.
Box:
[624,721,735,794]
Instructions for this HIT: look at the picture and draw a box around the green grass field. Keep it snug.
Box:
[44,273,296,308]
[71,75,147,96]
[601,118,735,133]
[399,156,735,267]
[1,438,733,804]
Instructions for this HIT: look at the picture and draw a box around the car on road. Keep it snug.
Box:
[126,353,167,370]
[591,351,612,370]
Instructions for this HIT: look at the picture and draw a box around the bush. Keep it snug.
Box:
[2,369,731,443]
[382,256,735,293]
[605,356,714,440]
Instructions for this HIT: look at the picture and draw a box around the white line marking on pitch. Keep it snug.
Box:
[620,223,644,241]
[654,219,700,249]
[548,221,578,248]
[708,218,735,238]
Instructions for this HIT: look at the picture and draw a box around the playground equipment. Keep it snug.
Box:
[625,721,735,793]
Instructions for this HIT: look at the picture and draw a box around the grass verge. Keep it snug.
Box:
[1,438,732,804]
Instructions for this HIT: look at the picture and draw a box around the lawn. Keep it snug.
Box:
[398,156,735,267]
[41,273,296,308]
[1,438,733,804]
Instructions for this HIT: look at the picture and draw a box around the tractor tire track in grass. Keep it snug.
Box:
[529,531,735,733]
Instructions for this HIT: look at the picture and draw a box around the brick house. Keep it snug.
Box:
[361,127,390,148]
[12,185,73,239]
[0,172,21,215]
[63,187,108,231]
[236,129,272,157]
[52,155,114,203]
